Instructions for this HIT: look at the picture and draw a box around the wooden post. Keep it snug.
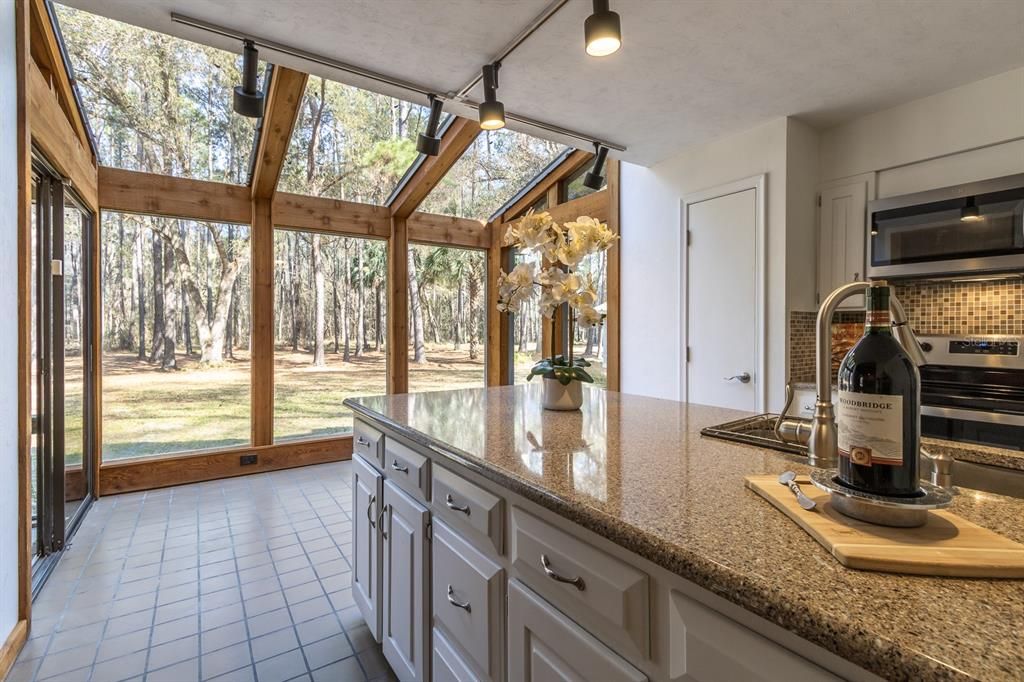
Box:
[486,223,510,386]
[15,0,33,633]
[251,199,274,445]
[606,159,621,391]
[388,216,410,394]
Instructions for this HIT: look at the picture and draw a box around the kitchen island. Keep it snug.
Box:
[345,385,1024,682]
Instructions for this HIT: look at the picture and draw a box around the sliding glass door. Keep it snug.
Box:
[31,158,96,591]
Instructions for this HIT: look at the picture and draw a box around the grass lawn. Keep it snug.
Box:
[88,344,485,461]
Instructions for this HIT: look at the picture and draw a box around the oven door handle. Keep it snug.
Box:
[922,405,1024,427]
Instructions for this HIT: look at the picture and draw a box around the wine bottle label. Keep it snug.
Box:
[837,391,904,466]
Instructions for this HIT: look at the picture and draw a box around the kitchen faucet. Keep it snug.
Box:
[775,281,953,488]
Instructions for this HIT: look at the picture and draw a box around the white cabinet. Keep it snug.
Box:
[352,454,383,642]
[817,180,868,309]
[383,479,431,682]
[507,580,647,682]
[667,590,839,681]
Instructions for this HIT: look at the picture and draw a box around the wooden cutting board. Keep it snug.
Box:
[745,474,1024,577]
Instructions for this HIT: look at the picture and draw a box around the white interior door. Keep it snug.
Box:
[685,185,761,411]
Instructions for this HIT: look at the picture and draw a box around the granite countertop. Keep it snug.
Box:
[345,385,1024,682]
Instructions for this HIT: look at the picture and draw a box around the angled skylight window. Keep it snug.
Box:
[278,76,432,205]
[419,129,567,222]
[54,4,263,185]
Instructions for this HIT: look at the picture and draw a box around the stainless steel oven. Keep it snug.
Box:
[867,174,1024,279]
[918,334,1024,451]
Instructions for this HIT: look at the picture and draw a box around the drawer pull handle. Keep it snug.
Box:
[391,460,409,473]
[445,494,471,515]
[379,505,389,540]
[446,585,471,613]
[366,494,376,529]
[540,554,585,591]
[356,436,372,447]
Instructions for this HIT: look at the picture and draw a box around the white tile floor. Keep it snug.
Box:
[9,461,396,682]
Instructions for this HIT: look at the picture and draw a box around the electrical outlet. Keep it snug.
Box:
[240,454,258,466]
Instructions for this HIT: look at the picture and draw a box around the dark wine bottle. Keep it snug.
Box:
[837,282,921,496]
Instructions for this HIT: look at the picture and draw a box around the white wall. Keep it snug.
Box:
[0,0,22,645]
[820,66,1024,186]
[620,117,797,407]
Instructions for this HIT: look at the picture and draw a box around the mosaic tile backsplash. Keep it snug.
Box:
[789,278,1023,382]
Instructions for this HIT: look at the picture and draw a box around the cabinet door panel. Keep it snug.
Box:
[432,520,504,681]
[508,580,646,682]
[352,455,383,641]
[432,627,478,682]
[383,479,430,682]
[818,181,867,309]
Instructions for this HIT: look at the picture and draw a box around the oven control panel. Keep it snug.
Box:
[949,340,1019,356]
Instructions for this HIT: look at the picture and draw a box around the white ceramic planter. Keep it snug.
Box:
[542,377,584,411]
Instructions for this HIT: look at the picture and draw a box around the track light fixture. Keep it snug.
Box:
[960,197,982,222]
[583,144,609,190]
[478,63,506,130]
[417,95,445,155]
[233,40,265,118]
[585,0,622,57]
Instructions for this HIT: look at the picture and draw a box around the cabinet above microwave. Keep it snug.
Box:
[867,173,1024,279]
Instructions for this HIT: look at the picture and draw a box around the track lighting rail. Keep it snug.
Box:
[169,11,627,153]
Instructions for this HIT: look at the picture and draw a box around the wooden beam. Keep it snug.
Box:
[390,117,479,219]
[251,198,274,446]
[90,195,102,498]
[251,67,308,200]
[29,0,92,154]
[98,437,352,495]
[388,216,410,393]
[28,59,97,210]
[539,189,610,228]
[408,212,491,249]
[98,166,250,224]
[605,159,621,391]
[273,192,390,238]
[15,0,33,633]
[500,149,593,222]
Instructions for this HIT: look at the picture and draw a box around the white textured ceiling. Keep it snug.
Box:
[58,0,1024,166]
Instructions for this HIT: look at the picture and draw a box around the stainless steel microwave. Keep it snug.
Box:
[867,173,1024,279]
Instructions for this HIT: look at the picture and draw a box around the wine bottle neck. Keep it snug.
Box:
[864,309,892,334]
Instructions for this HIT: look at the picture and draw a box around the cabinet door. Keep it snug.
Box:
[383,479,431,682]
[352,455,383,642]
[818,181,867,309]
[508,580,647,682]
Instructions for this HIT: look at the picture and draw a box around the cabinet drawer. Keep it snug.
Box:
[432,465,503,556]
[385,439,430,503]
[353,421,384,468]
[510,507,650,660]
[508,580,646,682]
[668,590,839,681]
[432,521,504,682]
[432,627,478,682]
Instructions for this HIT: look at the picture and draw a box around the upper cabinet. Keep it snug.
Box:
[817,180,869,310]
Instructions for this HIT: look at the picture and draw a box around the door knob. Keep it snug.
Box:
[724,372,751,384]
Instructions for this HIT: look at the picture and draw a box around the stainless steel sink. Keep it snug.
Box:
[702,414,1024,499]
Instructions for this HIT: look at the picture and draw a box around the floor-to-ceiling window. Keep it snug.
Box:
[99,212,251,460]
[273,229,388,440]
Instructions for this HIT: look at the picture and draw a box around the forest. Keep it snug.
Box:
[56,4,580,459]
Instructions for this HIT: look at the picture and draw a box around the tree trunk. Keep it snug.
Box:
[135,226,146,359]
[374,285,382,351]
[159,239,177,369]
[332,273,340,354]
[355,240,365,356]
[149,231,165,362]
[408,250,426,364]
[342,239,351,361]
[289,233,301,351]
[467,267,480,361]
[312,233,326,366]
